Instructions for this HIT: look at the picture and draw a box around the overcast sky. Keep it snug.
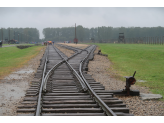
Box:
[1,4,164,38]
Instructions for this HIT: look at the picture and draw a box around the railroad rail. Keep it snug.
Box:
[56,43,83,52]
[17,44,133,116]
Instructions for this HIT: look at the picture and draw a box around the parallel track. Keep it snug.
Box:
[17,44,133,116]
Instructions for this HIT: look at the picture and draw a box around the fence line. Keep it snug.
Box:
[95,36,164,45]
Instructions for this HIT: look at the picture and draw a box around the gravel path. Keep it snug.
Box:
[58,43,89,49]
[0,46,46,116]
[55,44,75,57]
[88,47,164,116]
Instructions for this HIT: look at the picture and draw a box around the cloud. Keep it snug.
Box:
[0,7,164,38]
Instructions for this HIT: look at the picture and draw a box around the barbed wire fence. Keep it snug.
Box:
[99,36,164,45]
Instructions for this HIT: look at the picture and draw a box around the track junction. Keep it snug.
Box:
[17,44,133,116]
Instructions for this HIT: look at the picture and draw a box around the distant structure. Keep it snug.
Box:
[8,39,19,44]
[74,23,78,44]
[91,38,94,43]
[118,33,126,43]
[5,37,8,42]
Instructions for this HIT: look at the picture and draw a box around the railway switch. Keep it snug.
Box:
[98,50,101,54]
[109,71,140,96]
[124,71,138,96]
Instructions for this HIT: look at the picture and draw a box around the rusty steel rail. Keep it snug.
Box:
[53,45,88,92]
[42,60,65,92]
[17,44,133,116]
[56,44,117,116]
[35,45,68,116]
[35,45,49,116]
[56,43,83,52]
[79,45,116,116]
[35,45,65,116]
[66,61,88,92]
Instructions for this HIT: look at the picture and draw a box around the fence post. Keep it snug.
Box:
[156,36,158,45]
[148,37,149,44]
[133,38,135,44]
[136,38,138,44]
[149,37,150,44]
[139,37,141,44]
[145,37,146,44]
[1,28,3,42]
[143,37,145,44]
[157,37,159,45]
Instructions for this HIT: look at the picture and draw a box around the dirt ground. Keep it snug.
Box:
[0,46,46,116]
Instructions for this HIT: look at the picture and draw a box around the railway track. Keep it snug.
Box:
[17,44,133,116]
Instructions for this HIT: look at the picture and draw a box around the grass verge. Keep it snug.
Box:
[0,46,44,79]
[93,43,164,98]
[2,44,35,46]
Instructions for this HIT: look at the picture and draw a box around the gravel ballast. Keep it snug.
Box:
[58,43,89,49]
[54,44,75,57]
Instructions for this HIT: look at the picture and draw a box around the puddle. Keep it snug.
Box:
[0,82,28,100]
[0,68,34,115]
[4,74,27,80]
[4,69,35,80]
[13,69,35,74]
[0,80,29,115]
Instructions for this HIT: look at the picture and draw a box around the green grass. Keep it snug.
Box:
[0,46,44,79]
[2,44,35,46]
[2,44,19,46]
[93,43,164,98]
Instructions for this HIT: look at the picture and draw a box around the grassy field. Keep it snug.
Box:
[2,44,19,46]
[2,44,35,46]
[94,43,164,98]
[0,45,44,79]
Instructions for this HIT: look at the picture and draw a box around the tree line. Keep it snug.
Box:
[43,26,164,43]
[0,27,40,43]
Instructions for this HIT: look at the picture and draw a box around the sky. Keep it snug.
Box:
[1,0,164,39]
